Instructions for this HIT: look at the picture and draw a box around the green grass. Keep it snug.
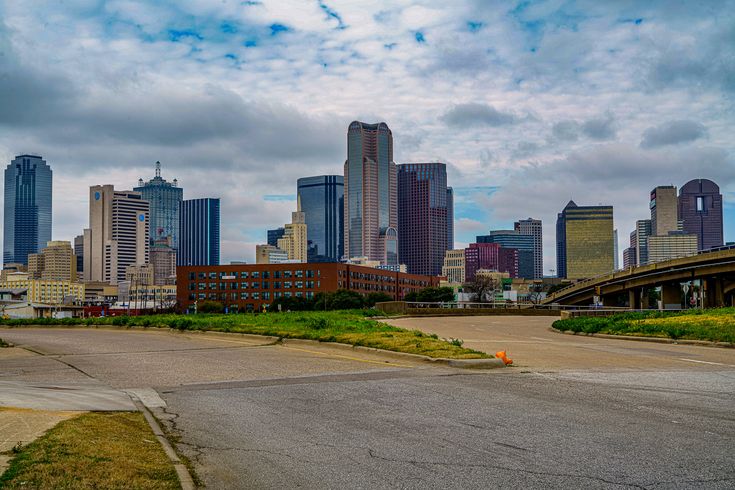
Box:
[553,308,735,343]
[0,412,180,489]
[0,310,490,359]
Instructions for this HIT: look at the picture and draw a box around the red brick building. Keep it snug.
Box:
[177,263,440,312]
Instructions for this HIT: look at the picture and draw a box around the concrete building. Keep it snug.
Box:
[556,201,614,280]
[514,218,543,279]
[150,238,177,285]
[0,272,84,304]
[343,256,407,273]
[442,249,465,284]
[678,179,724,251]
[255,244,289,264]
[134,161,183,249]
[4,155,52,266]
[83,185,150,285]
[477,230,534,279]
[277,197,308,262]
[0,263,27,282]
[178,263,438,313]
[178,198,220,266]
[297,175,344,262]
[344,121,398,266]
[125,264,154,286]
[647,233,699,264]
[28,241,77,281]
[650,186,679,236]
[397,162,451,276]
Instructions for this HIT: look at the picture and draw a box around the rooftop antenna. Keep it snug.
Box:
[155,161,161,178]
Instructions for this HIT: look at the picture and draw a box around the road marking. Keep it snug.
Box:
[180,335,265,346]
[679,358,735,367]
[280,345,412,368]
[530,337,553,342]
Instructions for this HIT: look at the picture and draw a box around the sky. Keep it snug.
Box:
[0,0,733,274]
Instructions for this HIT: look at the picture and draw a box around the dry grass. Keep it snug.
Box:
[0,412,179,489]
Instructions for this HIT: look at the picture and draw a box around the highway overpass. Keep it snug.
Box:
[544,247,735,308]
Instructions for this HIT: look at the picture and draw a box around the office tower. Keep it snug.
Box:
[556,201,614,280]
[623,246,636,269]
[277,197,308,262]
[633,219,652,266]
[297,175,344,262]
[344,121,398,265]
[514,218,543,278]
[3,155,52,265]
[255,244,289,264]
[678,179,724,251]
[477,230,534,279]
[74,235,84,274]
[150,238,177,285]
[134,161,183,249]
[464,243,519,281]
[267,228,285,247]
[27,240,77,281]
[648,233,699,264]
[650,186,678,236]
[447,187,454,250]
[83,186,149,285]
[442,249,465,284]
[614,229,619,270]
[178,198,220,266]
[397,162,450,276]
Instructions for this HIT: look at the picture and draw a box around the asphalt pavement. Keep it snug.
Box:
[1,323,733,489]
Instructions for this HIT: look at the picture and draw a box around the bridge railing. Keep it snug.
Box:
[405,301,631,311]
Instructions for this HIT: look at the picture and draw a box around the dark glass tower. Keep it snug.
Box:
[3,155,52,265]
[397,162,450,276]
[477,230,535,278]
[134,161,183,249]
[178,198,220,266]
[297,175,344,262]
[446,187,454,251]
[678,179,723,251]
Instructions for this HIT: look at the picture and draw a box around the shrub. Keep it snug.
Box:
[364,292,393,307]
[198,301,224,314]
[329,290,365,310]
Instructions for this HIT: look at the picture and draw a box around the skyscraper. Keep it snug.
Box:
[3,155,52,266]
[344,121,398,265]
[178,198,220,266]
[650,186,678,236]
[678,179,723,251]
[447,187,454,251]
[277,197,308,262]
[134,161,183,249]
[477,230,534,279]
[297,175,344,262]
[514,218,543,278]
[634,219,652,266]
[556,201,614,280]
[83,185,149,284]
[397,162,450,276]
[267,228,285,247]
[28,240,77,282]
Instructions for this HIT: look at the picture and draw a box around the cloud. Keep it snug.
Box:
[640,120,707,148]
[581,113,617,140]
[441,103,517,128]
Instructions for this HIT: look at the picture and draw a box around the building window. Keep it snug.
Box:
[274,292,282,299]
[251,282,260,289]
[295,281,303,289]
[241,292,249,300]
[274,270,281,278]
[697,196,704,212]
[252,271,260,279]
[198,272,206,279]
[252,292,260,300]
[262,281,269,289]
[284,270,292,278]
[209,272,217,279]
[208,282,216,289]
[306,270,314,278]
[241,282,249,289]
[262,271,270,279]
[273,281,281,289]
[188,272,195,280]
[262,292,270,300]
[284,281,292,289]
[296,270,303,278]
[240,271,249,278]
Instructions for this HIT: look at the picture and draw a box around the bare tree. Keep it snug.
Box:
[528,283,548,304]
[464,274,500,303]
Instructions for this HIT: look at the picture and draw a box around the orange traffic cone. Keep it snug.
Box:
[495,351,513,365]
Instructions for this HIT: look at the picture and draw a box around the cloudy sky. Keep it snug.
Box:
[1,0,733,273]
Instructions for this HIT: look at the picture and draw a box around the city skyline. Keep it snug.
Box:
[0,2,733,272]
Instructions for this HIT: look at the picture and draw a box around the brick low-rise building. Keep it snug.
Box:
[177,263,439,313]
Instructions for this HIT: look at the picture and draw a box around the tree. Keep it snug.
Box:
[403,287,455,303]
[364,292,393,307]
[198,300,224,314]
[329,289,365,310]
[464,275,500,303]
[269,296,314,312]
[528,284,548,304]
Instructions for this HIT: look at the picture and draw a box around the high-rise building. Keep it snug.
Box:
[397,162,451,276]
[255,244,289,264]
[647,233,699,264]
[514,218,543,278]
[74,235,84,274]
[150,238,177,285]
[447,187,454,250]
[277,197,308,262]
[633,219,652,266]
[178,198,220,266]
[267,228,285,247]
[442,249,465,284]
[556,201,614,280]
[3,155,52,266]
[650,186,678,236]
[83,185,150,285]
[678,179,724,251]
[623,246,637,269]
[614,229,619,270]
[297,175,344,262]
[28,240,77,281]
[134,161,183,249]
[344,121,398,265]
[477,230,534,279]
[464,243,519,281]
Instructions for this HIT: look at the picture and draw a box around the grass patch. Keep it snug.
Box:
[553,308,735,343]
[0,310,489,359]
[0,412,179,489]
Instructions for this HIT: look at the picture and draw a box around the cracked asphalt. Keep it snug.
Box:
[1,323,734,489]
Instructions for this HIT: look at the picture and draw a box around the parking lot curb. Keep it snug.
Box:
[550,327,734,348]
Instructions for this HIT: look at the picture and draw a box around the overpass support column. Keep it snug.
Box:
[660,283,681,310]
[628,289,638,309]
[640,288,650,309]
[705,278,724,308]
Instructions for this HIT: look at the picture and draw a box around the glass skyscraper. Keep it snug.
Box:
[297,175,344,262]
[3,155,52,265]
[556,200,614,280]
[178,198,220,266]
[678,179,723,251]
[477,230,535,279]
[344,121,397,265]
[134,161,183,249]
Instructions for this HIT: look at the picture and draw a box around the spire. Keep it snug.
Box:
[155,161,161,178]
